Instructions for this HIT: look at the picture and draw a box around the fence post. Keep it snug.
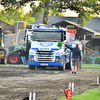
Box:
[33,93,36,100]
[92,57,94,66]
[29,92,32,100]
[97,77,100,91]
[69,82,74,92]
[97,77,99,85]
[29,92,36,100]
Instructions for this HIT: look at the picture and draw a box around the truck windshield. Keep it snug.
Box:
[33,31,62,42]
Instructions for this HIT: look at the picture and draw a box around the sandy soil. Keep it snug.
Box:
[0,65,99,100]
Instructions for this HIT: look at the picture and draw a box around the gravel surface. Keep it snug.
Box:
[0,65,99,100]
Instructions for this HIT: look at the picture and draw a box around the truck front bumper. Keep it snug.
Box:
[28,60,63,67]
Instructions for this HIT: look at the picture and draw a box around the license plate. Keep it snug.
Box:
[41,64,48,66]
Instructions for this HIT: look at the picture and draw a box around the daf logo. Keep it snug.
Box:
[40,42,53,47]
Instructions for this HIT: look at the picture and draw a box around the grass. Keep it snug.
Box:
[57,88,100,100]
[82,64,100,69]
[0,64,28,67]
[0,63,100,68]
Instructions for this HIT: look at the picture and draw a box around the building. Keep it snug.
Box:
[0,20,14,34]
[32,16,100,52]
[1,17,100,52]
[0,20,27,52]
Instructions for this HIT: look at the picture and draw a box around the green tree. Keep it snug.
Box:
[0,7,35,25]
[0,0,100,27]
[23,12,35,24]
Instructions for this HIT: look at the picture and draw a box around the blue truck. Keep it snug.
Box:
[28,24,84,70]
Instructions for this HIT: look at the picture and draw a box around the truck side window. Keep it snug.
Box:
[61,32,63,41]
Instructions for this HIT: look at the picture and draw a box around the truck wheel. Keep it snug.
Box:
[7,53,21,64]
[29,65,35,70]
[65,61,71,69]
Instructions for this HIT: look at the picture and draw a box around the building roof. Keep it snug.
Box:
[54,20,100,35]
[0,20,14,28]
[32,16,100,31]
[0,20,14,33]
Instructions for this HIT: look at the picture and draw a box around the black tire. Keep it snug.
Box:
[7,52,21,64]
[65,61,71,69]
[1,58,5,64]
[29,65,35,70]
[59,66,62,71]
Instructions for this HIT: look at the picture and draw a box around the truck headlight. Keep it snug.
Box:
[55,58,62,61]
[28,58,34,60]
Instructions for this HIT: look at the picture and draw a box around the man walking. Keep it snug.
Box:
[64,43,81,74]
[17,47,26,65]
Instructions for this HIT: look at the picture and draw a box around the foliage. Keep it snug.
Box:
[57,88,100,100]
[23,12,35,24]
[31,8,64,21]
[0,7,35,25]
[0,0,100,26]
[82,52,100,64]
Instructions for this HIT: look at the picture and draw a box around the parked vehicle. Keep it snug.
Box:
[7,24,37,64]
[0,26,7,64]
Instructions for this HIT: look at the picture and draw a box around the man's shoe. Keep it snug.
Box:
[74,72,76,74]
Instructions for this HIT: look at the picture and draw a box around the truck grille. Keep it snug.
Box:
[35,50,54,62]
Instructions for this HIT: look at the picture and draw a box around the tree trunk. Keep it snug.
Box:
[43,0,50,24]
[43,10,49,24]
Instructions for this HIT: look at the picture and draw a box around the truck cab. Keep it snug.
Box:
[28,25,72,70]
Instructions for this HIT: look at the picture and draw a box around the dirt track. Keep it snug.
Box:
[0,65,99,100]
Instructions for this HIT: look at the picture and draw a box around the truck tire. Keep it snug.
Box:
[29,65,35,70]
[65,61,71,69]
[7,53,21,64]
[65,55,71,69]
